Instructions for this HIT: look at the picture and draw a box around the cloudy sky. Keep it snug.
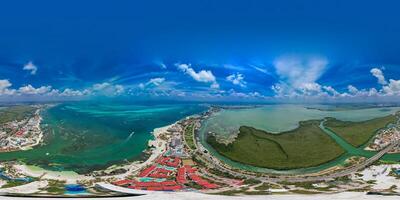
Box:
[1,0,400,102]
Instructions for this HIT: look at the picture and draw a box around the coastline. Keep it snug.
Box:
[20,108,44,151]
[9,122,177,183]
[0,106,45,153]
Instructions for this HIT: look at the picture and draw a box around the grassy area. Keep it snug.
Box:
[0,181,27,188]
[255,183,270,190]
[0,105,36,124]
[207,120,345,169]
[290,189,321,194]
[184,123,196,150]
[43,180,66,194]
[324,114,398,147]
[243,178,261,185]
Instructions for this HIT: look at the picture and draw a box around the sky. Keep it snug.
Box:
[1,0,400,102]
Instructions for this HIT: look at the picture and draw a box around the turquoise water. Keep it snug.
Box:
[139,177,166,182]
[202,104,400,138]
[0,102,206,173]
[199,104,400,174]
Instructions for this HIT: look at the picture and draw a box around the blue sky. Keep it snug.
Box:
[1,0,400,102]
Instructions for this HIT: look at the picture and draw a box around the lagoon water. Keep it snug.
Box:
[202,104,400,139]
[0,102,206,173]
[199,104,400,174]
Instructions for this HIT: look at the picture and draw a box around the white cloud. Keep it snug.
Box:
[18,85,52,95]
[251,65,269,74]
[23,61,38,75]
[0,80,16,95]
[226,73,246,87]
[148,77,165,86]
[271,56,329,98]
[176,63,219,88]
[300,82,322,94]
[210,82,220,89]
[347,85,359,94]
[92,82,124,96]
[274,56,327,89]
[0,79,127,100]
[138,83,145,89]
[382,79,400,96]
[92,82,111,91]
[132,78,183,98]
[60,88,85,97]
[322,86,340,96]
[154,61,167,69]
[0,80,12,90]
[370,68,387,85]
[138,77,166,90]
[270,62,400,101]
[114,85,124,94]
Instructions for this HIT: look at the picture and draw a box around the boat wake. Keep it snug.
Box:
[124,131,135,142]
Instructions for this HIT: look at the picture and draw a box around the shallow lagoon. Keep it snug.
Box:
[199,104,400,174]
[0,102,206,173]
[202,104,400,139]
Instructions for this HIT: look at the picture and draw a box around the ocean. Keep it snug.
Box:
[0,101,206,173]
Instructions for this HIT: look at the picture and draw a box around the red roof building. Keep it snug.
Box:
[160,180,177,186]
[163,185,183,191]
[113,179,134,186]
[138,165,157,177]
[148,172,168,178]
[184,165,197,173]
[177,167,187,184]
[135,181,161,187]
[154,168,172,174]
[188,174,219,189]
[166,157,181,167]
[15,130,24,137]
[146,187,163,191]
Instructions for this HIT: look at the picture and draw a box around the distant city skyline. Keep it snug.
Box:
[1,0,400,102]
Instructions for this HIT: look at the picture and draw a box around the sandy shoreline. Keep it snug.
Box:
[20,109,44,151]
[103,122,175,180]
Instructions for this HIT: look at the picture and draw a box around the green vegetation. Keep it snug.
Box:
[325,114,397,147]
[255,183,270,190]
[0,105,36,124]
[212,189,246,196]
[290,189,321,194]
[243,178,261,185]
[334,175,351,182]
[43,180,66,194]
[208,120,345,169]
[280,181,315,189]
[184,123,196,150]
[0,181,27,188]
